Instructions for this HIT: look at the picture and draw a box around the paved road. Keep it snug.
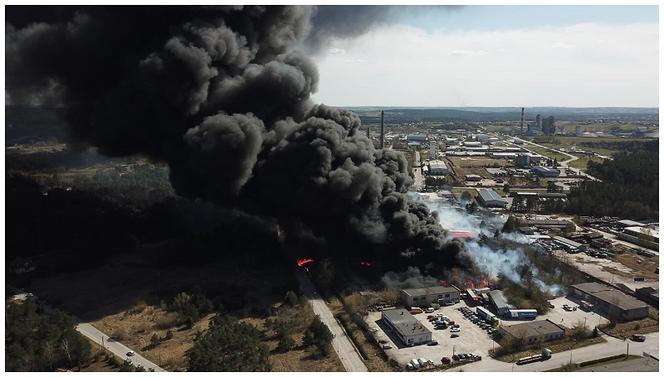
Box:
[15,292,166,372]
[412,151,425,191]
[76,323,166,372]
[294,269,368,372]
[448,332,659,372]
[511,136,601,182]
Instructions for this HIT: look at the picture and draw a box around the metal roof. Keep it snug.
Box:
[402,286,459,297]
[382,309,431,337]
[478,189,505,203]
[488,290,509,309]
[572,283,649,311]
[501,319,565,339]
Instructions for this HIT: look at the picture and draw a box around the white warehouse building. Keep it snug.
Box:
[381,308,432,346]
[428,160,449,176]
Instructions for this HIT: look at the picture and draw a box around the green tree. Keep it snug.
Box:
[276,333,296,353]
[303,316,333,358]
[503,184,510,194]
[187,316,270,371]
[5,301,91,371]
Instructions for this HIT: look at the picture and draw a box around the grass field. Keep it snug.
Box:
[520,144,569,162]
[526,136,655,157]
[568,156,606,171]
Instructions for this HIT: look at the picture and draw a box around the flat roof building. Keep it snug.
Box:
[381,308,432,346]
[488,290,511,316]
[401,286,461,307]
[477,188,507,208]
[499,319,565,345]
[428,160,449,176]
[531,166,560,177]
[571,282,649,322]
[618,226,659,251]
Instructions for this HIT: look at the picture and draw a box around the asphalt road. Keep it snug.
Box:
[448,332,659,372]
[17,292,166,372]
[412,151,424,191]
[76,323,166,372]
[511,136,601,182]
[294,269,368,372]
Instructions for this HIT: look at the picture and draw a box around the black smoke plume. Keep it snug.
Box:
[6,5,469,267]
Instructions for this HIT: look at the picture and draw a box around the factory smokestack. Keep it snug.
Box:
[520,107,524,135]
[380,110,385,149]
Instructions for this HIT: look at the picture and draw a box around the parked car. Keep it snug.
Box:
[441,357,451,365]
[630,334,646,342]
[427,341,439,346]
[382,345,392,350]
[452,355,460,361]
[427,314,435,320]
[451,327,461,333]
[425,307,435,313]
[126,351,135,357]
[451,333,459,338]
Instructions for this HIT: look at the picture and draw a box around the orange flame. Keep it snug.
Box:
[297,258,315,268]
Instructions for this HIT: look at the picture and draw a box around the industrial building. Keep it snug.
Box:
[617,226,659,251]
[488,290,511,317]
[401,286,460,307]
[499,319,565,344]
[542,116,556,136]
[465,174,482,182]
[406,134,428,143]
[551,236,583,253]
[531,166,560,177]
[570,282,649,322]
[428,160,449,176]
[381,308,432,346]
[477,188,507,208]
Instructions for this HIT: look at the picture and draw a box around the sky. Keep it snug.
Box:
[311,5,659,107]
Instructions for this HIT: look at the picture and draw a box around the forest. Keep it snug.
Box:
[566,141,658,221]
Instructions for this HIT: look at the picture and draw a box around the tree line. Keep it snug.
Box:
[566,144,658,220]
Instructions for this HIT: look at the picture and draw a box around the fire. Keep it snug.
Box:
[296,258,315,269]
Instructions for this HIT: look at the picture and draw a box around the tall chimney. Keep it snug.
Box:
[380,110,385,149]
[520,107,524,135]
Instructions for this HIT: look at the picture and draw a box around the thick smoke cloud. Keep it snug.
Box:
[6,6,468,267]
[306,5,463,53]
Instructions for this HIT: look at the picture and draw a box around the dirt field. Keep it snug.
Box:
[91,305,214,371]
[614,253,659,281]
[446,156,510,180]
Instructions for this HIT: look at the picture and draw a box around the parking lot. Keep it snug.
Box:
[364,296,610,368]
[365,302,497,367]
[502,296,610,330]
